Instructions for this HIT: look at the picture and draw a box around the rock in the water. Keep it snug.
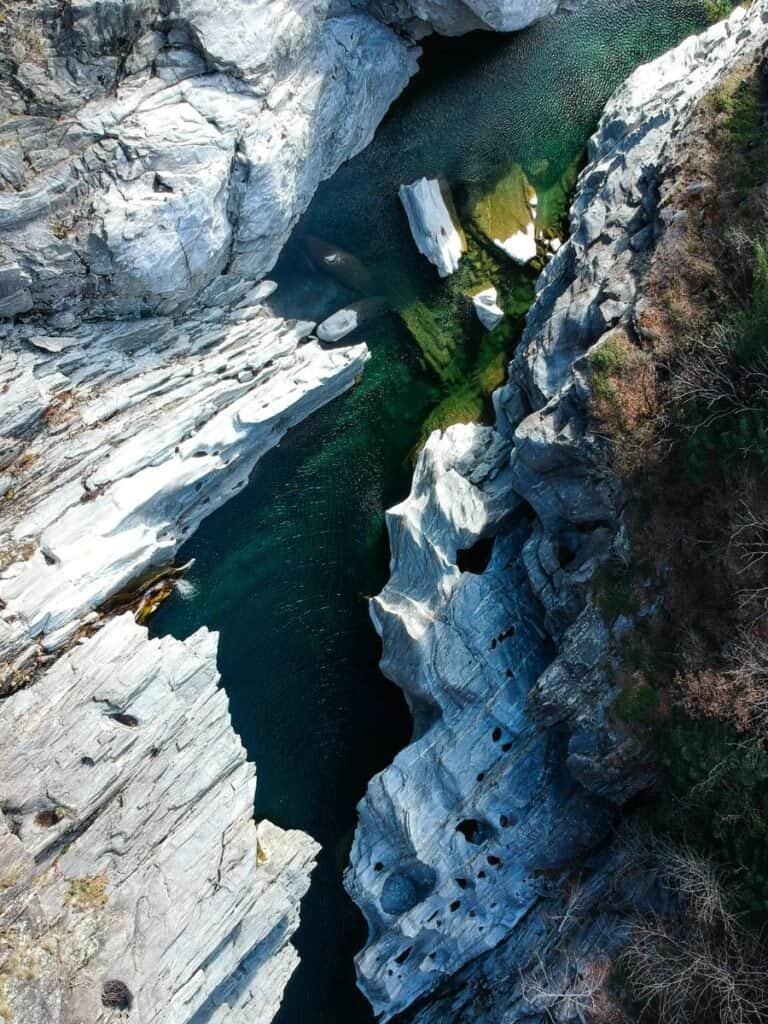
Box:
[305,237,376,294]
[317,297,388,343]
[471,286,504,330]
[495,221,537,264]
[399,177,467,277]
[0,288,369,670]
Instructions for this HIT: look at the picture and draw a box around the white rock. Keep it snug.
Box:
[471,286,504,330]
[399,177,466,277]
[317,307,361,342]
[0,294,369,667]
[347,7,768,1023]
[0,614,319,1024]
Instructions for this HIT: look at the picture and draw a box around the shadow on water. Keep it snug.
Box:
[151,3,709,1023]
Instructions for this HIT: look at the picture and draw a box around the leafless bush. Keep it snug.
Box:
[623,847,768,1024]
[521,954,616,1024]
[667,326,768,440]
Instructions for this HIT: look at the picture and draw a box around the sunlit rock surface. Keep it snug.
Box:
[0,613,319,1024]
[347,6,768,1022]
[399,177,466,277]
[472,286,505,329]
[0,3,419,319]
[357,0,561,36]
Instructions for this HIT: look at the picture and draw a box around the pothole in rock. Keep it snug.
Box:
[456,536,494,574]
[455,818,496,845]
[380,861,437,916]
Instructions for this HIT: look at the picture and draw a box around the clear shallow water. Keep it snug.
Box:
[151,4,710,1023]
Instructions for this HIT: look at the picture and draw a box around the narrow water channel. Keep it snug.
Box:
[150,3,710,1022]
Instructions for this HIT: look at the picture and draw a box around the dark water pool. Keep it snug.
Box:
[151,3,710,1022]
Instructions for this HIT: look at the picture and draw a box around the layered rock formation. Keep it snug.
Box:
[347,6,768,1022]
[0,613,318,1024]
[0,2,418,319]
[358,0,562,37]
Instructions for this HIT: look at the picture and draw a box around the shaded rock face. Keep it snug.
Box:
[347,7,768,1023]
[0,614,319,1024]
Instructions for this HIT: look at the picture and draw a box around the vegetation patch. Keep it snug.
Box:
[588,55,768,1022]
[65,874,109,912]
[467,165,537,246]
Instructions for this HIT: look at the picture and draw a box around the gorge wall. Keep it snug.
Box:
[0,2,572,1021]
[346,5,768,1022]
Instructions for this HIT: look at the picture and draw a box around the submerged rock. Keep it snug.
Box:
[399,177,467,277]
[304,236,376,295]
[470,166,539,265]
[348,7,768,1022]
[471,286,504,330]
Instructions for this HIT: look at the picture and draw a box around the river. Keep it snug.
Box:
[150,3,710,1021]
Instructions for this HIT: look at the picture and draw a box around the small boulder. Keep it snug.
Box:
[317,297,388,344]
[471,287,504,331]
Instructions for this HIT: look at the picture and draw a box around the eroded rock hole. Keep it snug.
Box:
[393,946,412,965]
[102,979,133,1010]
[34,808,63,828]
[380,863,436,915]
[456,536,494,574]
[110,712,139,727]
[456,818,494,845]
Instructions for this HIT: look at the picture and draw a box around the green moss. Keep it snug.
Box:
[613,680,659,725]
[399,301,463,383]
[704,0,736,24]
[468,165,536,245]
[419,386,485,442]
[592,559,642,622]
[590,337,630,377]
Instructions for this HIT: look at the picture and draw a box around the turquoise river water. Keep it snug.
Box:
[151,4,711,1022]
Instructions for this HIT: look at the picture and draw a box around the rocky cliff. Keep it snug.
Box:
[347,5,768,1022]
[0,1,568,1021]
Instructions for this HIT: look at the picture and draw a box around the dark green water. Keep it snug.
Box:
[151,4,710,1022]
